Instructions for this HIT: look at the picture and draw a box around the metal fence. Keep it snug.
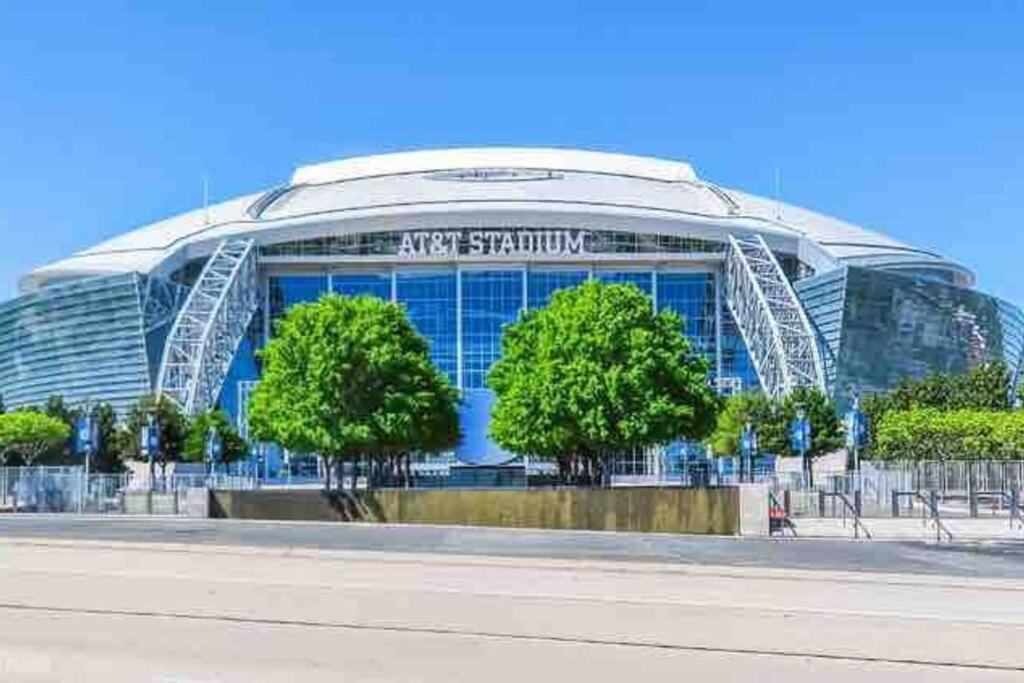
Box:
[0,467,256,515]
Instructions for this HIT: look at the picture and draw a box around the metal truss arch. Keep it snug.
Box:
[156,239,259,415]
[723,234,826,399]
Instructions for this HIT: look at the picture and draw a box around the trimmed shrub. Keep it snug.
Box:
[874,409,1024,460]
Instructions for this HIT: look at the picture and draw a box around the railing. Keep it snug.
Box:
[819,490,872,539]
[912,490,954,543]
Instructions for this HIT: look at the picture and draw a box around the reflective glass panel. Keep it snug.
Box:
[268,275,328,324]
[461,270,523,389]
[331,272,392,300]
[396,271,458,385]
[657,272,716,358]
[527,270,589,310]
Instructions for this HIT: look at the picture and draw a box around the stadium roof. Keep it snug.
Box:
[21,147,973,291]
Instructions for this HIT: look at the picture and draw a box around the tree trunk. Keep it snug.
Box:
[323,456,332,491]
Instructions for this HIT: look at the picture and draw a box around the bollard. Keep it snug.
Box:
[930,490,939,518]
[818,490,826,517]
[854,489,862,517]
[784,489,792,517]
[892,491,900,518]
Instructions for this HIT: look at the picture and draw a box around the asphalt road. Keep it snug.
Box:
[0,514,1022,577]
[1,530,1023,681]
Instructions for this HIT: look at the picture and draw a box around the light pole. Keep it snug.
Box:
[205,425,222,486]
[140,414,161,492]
[792,406,812,488]
[845,390,865,473]
[74,409,98,512]
[740,420,758,483]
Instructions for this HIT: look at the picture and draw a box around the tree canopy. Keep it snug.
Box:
[875,409,1024,460]
[0,411,70,465]
[120,395,188,471]
[488,280,718,482]
[708,387,842,458]
[247,294,460,487]
[861,362,1014,455]
[183,410,249,466]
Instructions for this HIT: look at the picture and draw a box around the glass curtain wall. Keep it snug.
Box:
[395,271,458,386]
[331,272,391,300]
[527,270,589,310]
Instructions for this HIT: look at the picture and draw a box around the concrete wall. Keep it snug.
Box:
[210,487,740,535]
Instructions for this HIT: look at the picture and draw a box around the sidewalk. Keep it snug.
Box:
[791,516,1024,541]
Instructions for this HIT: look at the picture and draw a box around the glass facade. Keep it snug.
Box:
[527,270,589,310]
[797,266,1024,408]
[461,270,523,389]
[268,274,328,324]
[331,272,391,300]
[0,274,167,416]
[656,272,716,359]
[395,271,458,386]
[254,265,743,465]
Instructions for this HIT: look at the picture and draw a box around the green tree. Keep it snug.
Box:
[247,294,460,489]
[184,410,249,466]
[89,403,124,473]
[488,280,718,484]
[0,411,70,466]
[41,395,79,465]
[709,392,783,456]
[708,387,840,459]
[781,386,843,458]
[120,395,188,476]
[875,409,1024,460]
[861,362,1013,455]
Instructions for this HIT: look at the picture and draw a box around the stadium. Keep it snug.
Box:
[1,147,1021,473]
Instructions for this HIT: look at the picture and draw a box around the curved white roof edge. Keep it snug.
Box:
[19,147,974,292]
[292,147,698,185]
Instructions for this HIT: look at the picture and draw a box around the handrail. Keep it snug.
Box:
[913,491,954,543]
[828,491,872,540]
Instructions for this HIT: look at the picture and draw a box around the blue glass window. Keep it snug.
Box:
[657,272,716,359]
[461,270,523,389]
[527,270,589,310]
[268,275,328,324]
[331,272,392,300]
[595,270,653,295]
[720,303,760,392]
[396,270,458,385]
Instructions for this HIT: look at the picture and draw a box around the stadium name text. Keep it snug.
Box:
[397,230,589,258]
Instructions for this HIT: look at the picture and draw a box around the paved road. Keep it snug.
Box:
[0,529,1023,681]
[0,514,1023,577]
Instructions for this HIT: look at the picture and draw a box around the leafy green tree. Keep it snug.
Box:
[862,362,1013,455]
[709,387,840,458]
[488,280,718,484]
[0,411,70,466]
[120,395,188,476]
[247,294,460,489]
[184,410,248,466]
[875,409,1024,460]
[781,386,843,458]
[89,403,125,473]
[41,395,79,465]
[709,392,783,456]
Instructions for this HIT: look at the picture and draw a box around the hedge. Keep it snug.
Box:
[874,409,1024,460]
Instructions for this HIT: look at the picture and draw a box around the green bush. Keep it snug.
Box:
[874,409,1024,460]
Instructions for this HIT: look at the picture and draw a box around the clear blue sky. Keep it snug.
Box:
[0,2,1020,301]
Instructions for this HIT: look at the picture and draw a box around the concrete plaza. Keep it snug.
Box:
[0,517,1021,681]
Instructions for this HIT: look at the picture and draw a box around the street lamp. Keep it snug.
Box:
[740,419,758,483]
